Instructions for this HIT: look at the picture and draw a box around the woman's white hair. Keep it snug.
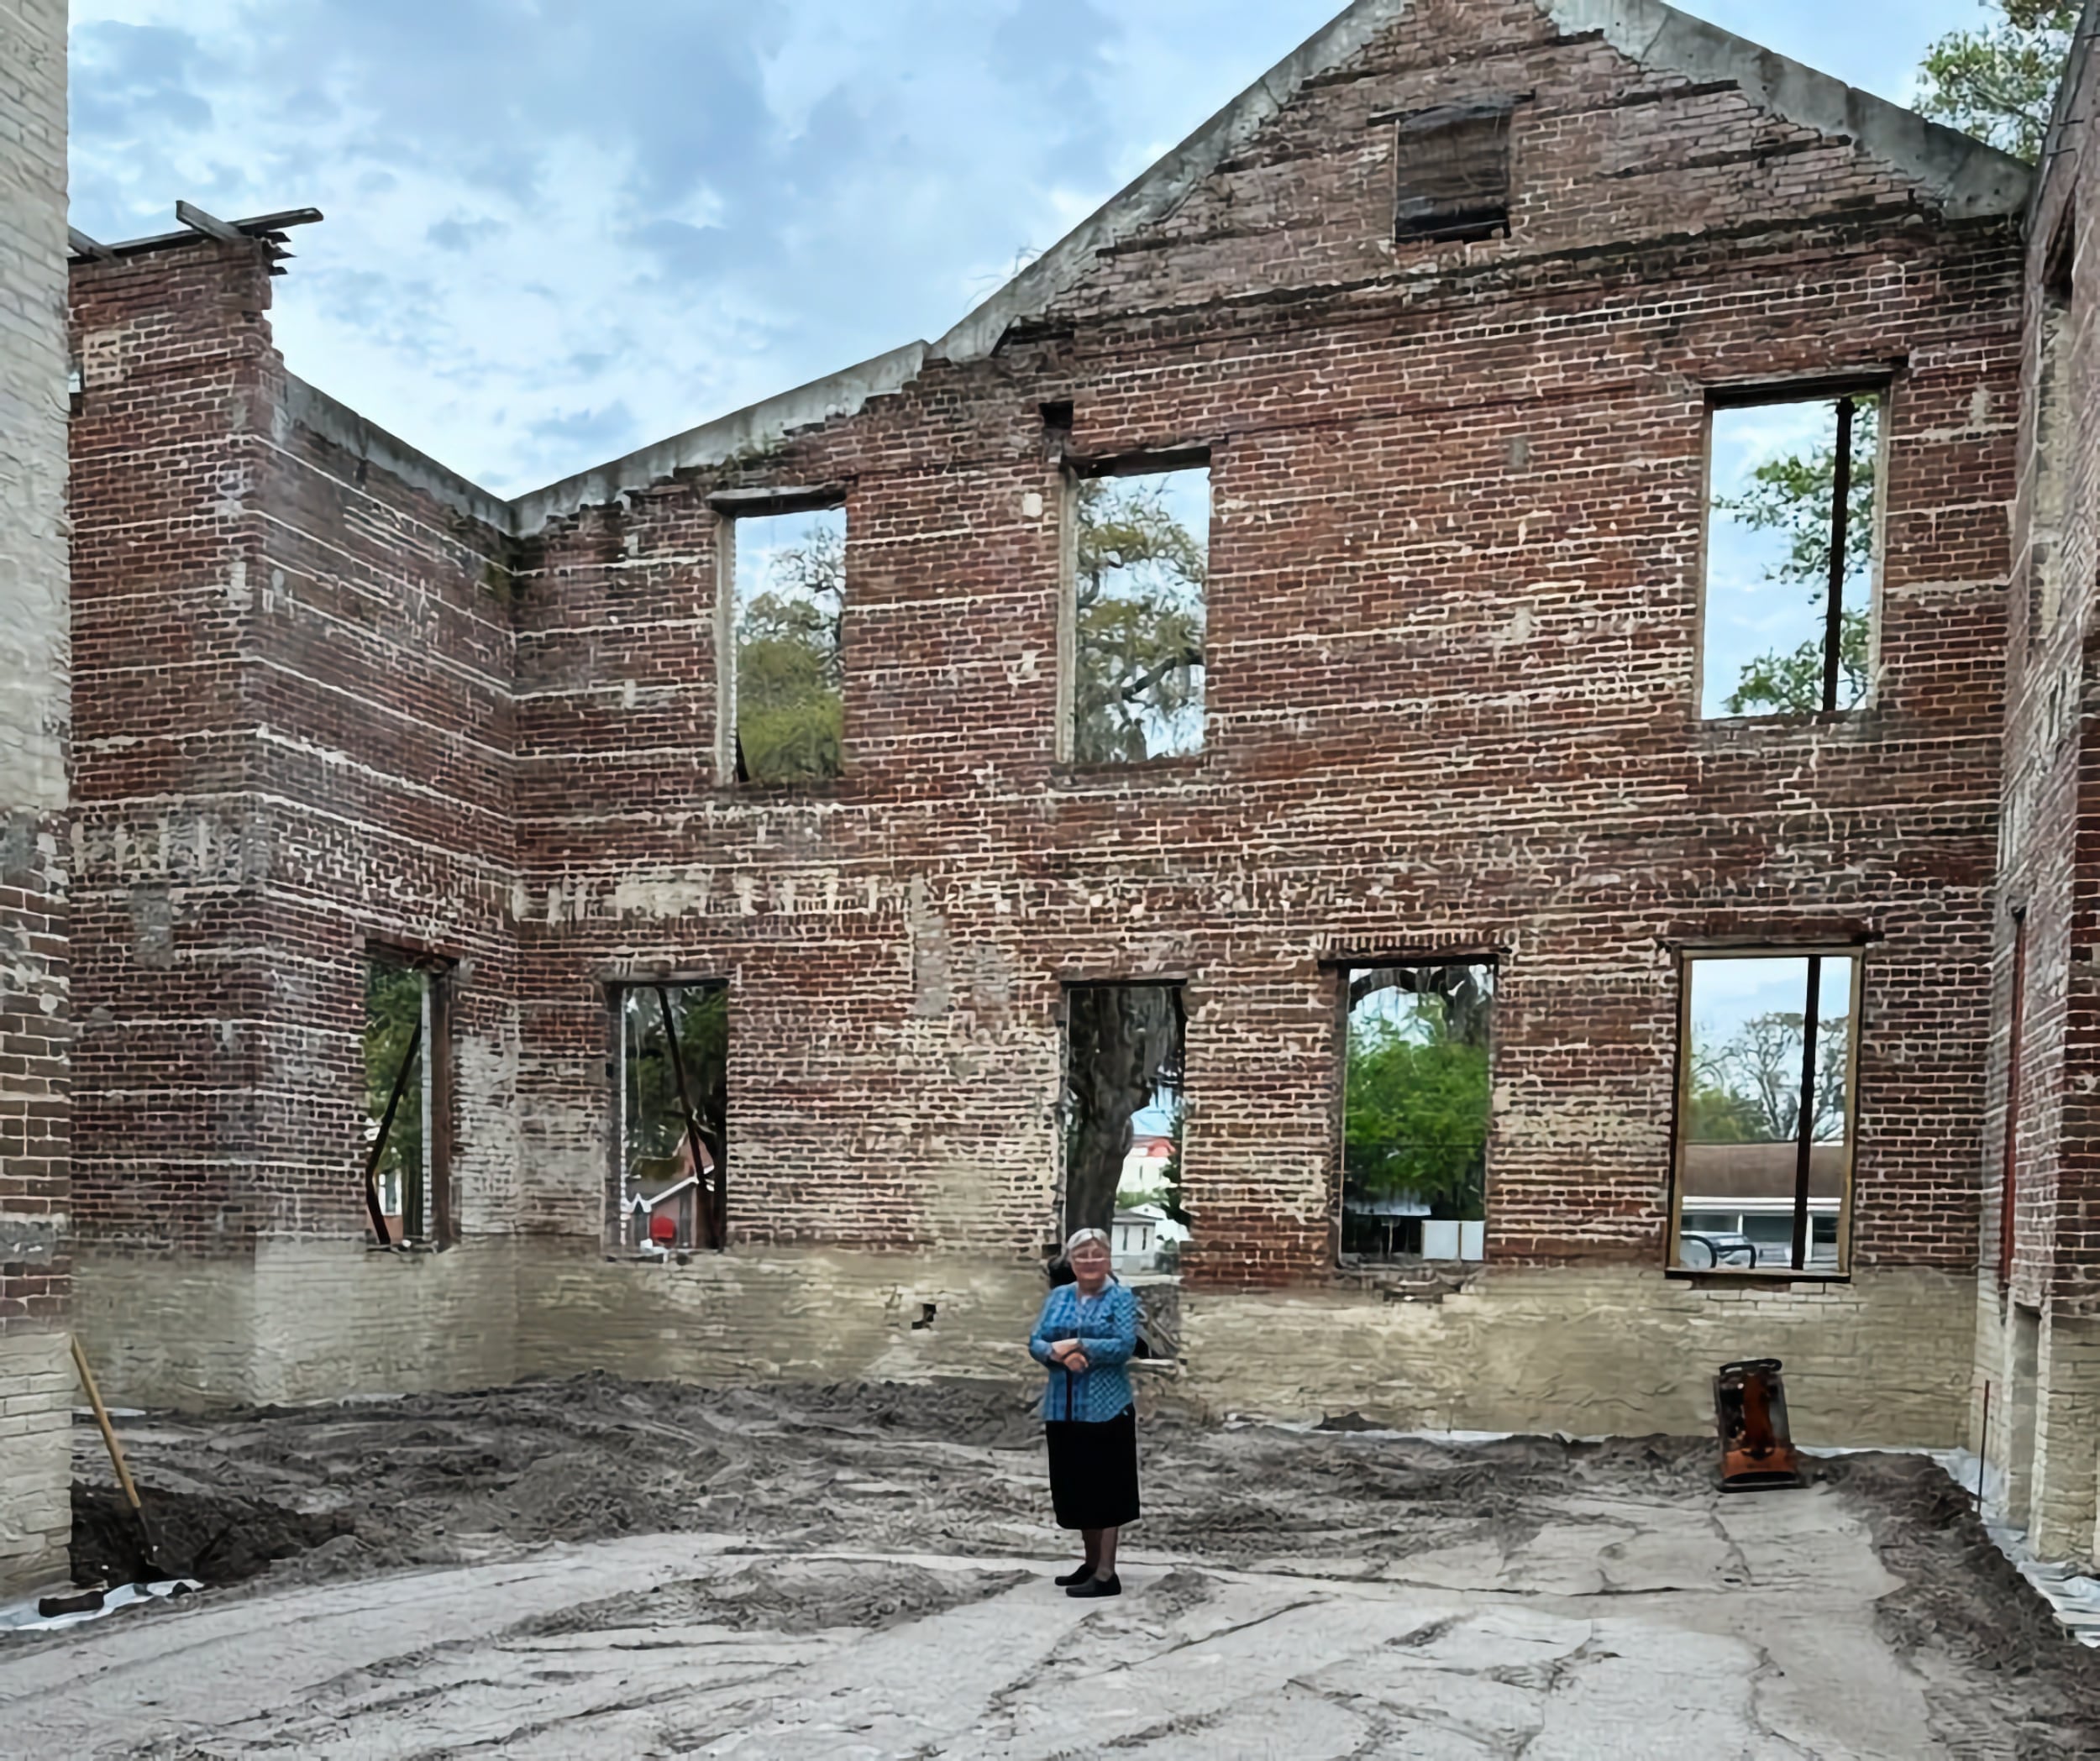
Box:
[1063,1227,1112,1256]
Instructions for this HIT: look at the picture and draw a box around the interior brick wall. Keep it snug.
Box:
[1997,18,2100,1326]
[69,239,516,1260]
[509,1,2023,1289]
[0,0,72,1596]
[66,0,2027,1310]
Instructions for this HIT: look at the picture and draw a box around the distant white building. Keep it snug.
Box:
[1120,1129,1176,1191]
[1111,1202,1189,1272]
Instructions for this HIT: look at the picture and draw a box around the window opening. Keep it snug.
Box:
[1673,952,1860,1273]
[1339,962,1494,1265]
[362,954,450,1245]
[1702,391,1882,718]
[727,505,845,784]
[612,982,727,1252]
[2000,911,2028,1288]
[1063,983,1186,1359]
[1394,102,1513,243]
[1069,464,1208,763]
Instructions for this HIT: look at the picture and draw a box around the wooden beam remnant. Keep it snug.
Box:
[175,200,244,244]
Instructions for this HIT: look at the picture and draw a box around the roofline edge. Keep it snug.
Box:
[509,341,930,534]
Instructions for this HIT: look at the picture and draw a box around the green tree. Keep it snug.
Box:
[738,522,844,784]
[1917,1,2076,162]
[1343,992,1490,1217]
[624,984,729,1168]
[364,962,425,1214]
[1689,1011,1851,1144]
[1715,401,1879,715]
[1064,985,1183,1236]
[1074,476,1207,763]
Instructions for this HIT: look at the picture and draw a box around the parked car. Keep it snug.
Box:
[1678,1230,1758,1270]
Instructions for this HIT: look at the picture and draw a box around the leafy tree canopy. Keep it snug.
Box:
[1343,991,1489,1217]
[1917,1,2076,162]
[1074,475,1207,763]
[1688,1011,1851,1144]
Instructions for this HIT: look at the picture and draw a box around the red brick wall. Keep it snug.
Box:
[67,0,2028,1297]
[511,3,2023,1288]
[70,240,276,1254]
[69,238,516,1256]
[1993,17,2100,1318]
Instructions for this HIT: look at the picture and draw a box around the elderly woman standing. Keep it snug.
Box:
[1029,1227,1140,1597]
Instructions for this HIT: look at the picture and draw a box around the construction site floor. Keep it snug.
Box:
[2,1375,2096,1757]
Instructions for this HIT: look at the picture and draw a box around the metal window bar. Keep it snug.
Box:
[1788,958,1824,1271]
[428,972,454,1247]
[1821,397,1856,714]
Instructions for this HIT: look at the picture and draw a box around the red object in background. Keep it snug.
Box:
[649,1213,678,1246]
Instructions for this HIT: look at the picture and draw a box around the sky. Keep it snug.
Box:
[1685,954,1855,1137]
[67,0,2002,497]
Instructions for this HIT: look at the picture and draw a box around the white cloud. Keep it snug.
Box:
[69,0,1983,497]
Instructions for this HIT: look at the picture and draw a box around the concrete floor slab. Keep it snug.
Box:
[9,1377,2094,1755]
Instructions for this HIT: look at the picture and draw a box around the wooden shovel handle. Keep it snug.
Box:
[71,1334,144,1515]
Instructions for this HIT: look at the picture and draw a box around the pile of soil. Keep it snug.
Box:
[71,1483,350,1587]
[64,1375,1714,1591]
[66,1375,1058,1590]
[1821,1452,2100,1755]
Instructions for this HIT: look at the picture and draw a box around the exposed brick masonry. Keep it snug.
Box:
[63,0,2033,1388]
[69,242,515,1258]
[0,0,73,1596]
[511,3,2020,1287]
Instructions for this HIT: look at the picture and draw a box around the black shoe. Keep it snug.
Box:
[1066,1572,1121,1598]
[1053,1562,1098,1587]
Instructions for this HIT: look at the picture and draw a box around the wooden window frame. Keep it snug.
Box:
[1667,946,1864,1280]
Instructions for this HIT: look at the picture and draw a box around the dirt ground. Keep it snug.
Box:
[6,1374,2100,1757]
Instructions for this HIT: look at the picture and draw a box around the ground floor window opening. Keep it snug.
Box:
[612,981,728,1253]
[363,951,452,1245]
[1063,981,1186,1358]
[1673,951,1859,1274]
[1339,961,1494,1266]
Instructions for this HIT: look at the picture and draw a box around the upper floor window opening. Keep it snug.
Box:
[1701,389,1883,720]
[722,501,847,785]
[1393,101,1514,244]
[1066,459,1210,764]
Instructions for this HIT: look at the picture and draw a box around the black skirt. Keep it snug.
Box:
[1045,1403,1141,1530]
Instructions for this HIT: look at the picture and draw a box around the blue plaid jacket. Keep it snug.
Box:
[1029,1281,1138,1423]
